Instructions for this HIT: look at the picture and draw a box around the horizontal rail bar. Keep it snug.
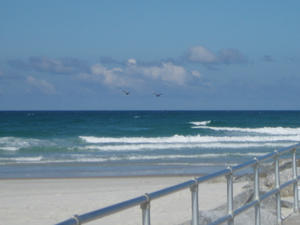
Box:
[280,179,296,190]
[261,188,278,202]
[196,168,231,183]
[232,158,256,171]
[148,168,233,200]
[208,200,259,225]
[149,180,195,199]
[230,143,300,173]
[55,143,300,225]
[55,218,78,225]
[276,143,300,155]
[56,195,148,225]
[257,151,276,161]
[79,195,147,223]
[234,199,259,217]
[208,214,233,225]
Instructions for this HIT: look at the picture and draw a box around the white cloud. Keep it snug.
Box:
[127,58,137,66]
[187,46,247,65]
[191,70,202,78]
[139,62,188,85]
[29,57,74,73]
[187,46,218,63]
[90,64,127,86]
[26,76,56,94]
[80,59,202,89]
[82,61,190,87]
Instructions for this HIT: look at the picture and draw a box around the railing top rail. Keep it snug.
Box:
[232,143,300,172]
[56,195,148,225]
[55,143,300,225]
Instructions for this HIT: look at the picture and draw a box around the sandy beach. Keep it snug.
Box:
[0,176,248,225]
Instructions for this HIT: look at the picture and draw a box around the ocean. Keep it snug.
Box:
[0,111,300,178]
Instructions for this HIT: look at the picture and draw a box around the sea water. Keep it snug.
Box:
[0,111,300,178]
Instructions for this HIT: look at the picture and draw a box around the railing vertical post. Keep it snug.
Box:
[274,150,282,225]
[254,158,261,225]
[72,215,81,225]
[141,194,151,225]
[190,179,199,225]
[292,148,299,213]
[226,167,234,225]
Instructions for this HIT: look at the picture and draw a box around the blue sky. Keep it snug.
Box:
[0,0,299,110]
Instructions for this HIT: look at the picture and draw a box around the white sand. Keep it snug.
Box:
[0,176,247,225]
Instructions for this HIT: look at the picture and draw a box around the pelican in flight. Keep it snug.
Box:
[153,92,163,97]
[121,89,130,95]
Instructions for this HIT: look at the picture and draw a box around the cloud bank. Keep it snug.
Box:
[186,46,247,65]
[79,60,198,88]
[9,57,89,75]
[7,45,247,90]
[26,76,56,94]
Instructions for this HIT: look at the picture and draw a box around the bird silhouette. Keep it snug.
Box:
[121,89,130,95]
[153,92,163,97]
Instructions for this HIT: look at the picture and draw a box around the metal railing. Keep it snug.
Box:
[55,144,300,225]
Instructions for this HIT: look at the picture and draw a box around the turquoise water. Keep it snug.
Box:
[1,111,300,178]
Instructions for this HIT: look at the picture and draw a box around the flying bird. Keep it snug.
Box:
[153,92,163,97]
[121,89,130,95]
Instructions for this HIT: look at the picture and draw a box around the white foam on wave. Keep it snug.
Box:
[0,146,20,151]
[125,152,267,160]
[0,156,43,163]
[0,137,44,151]
[192,126,300,135]
[190,120,211,126]
[79,135,300,144]
[0,152,269,164]
[82,142,294,151]
[15,156,43,162]
[0,156,105,164]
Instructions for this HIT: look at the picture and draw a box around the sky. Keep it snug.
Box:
[0,0,300,110]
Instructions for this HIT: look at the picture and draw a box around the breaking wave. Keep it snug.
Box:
[82,142,294,151]
[0,152,269,165]
[79,135,300,144]
[0,137,45,151]
[192,126,300,135]
[189,120,211,126]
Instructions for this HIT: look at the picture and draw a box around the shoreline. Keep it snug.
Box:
[0,173,204,180]
[0,161,232,179]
